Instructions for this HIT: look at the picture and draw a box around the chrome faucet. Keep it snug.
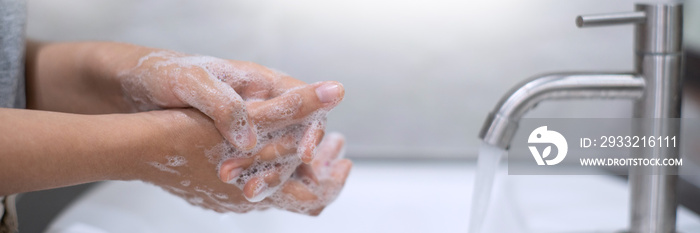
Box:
[479,3,682,233]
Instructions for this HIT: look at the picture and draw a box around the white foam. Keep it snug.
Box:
[153,126,346,215]
[166,155,187,167]
[214,193,229,200]
[120,51,284,148]
[208,106,332,202]
[147,162,180,175]
[202,105,338,214]
[188,196,204,205]
[162,186,188,195]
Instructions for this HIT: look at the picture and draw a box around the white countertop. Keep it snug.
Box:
[45,161,700,233]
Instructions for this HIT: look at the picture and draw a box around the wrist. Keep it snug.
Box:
[115,109,220,182]
[81,42,159,112]
[108,110,175,181]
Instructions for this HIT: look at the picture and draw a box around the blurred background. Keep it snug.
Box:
[26,0,700,159]
[16,0,700,232]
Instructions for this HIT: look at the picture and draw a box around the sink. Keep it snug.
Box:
[46,160,700,233]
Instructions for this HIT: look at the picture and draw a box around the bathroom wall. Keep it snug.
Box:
[26,0,700,159]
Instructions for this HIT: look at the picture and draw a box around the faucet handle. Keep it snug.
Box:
[576,11,645,27]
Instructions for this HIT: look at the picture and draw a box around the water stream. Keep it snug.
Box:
[467,142,506,233]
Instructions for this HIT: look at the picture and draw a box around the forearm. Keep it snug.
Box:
[25,41,156,114]
[0,108,177,195]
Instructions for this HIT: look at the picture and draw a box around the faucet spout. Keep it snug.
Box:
[478,72,645,149]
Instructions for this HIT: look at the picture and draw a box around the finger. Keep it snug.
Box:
[215,61,280,99]
[248,81,344,130]
[308,207,325,216]
[171,69,257,150]
[243,170,282,202]
[295,164,319,185]
[218,134,297,184]
[221,61,305,99]
[298,126,325,164]
[281,179,318,202]
[330,159,353,186]
[256,134,297,161]
[263,170,282,188]
[312,133,346,167]
[270,74,308,97]
[276,159,351,217]
[243,176,266,202]
[312,133,346,175]
[218,158,253,184]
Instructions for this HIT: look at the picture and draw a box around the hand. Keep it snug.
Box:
[138,109,351,215]
[116,47,347,203]
[116,48,340,155]
[18,42,350,209]
[213,81,345,201]
[274,132,352,215]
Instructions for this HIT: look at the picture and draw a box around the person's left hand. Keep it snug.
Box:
[114,47,339,160]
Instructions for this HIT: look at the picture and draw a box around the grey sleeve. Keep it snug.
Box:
[0,195,18,233]
[0,0,27,109]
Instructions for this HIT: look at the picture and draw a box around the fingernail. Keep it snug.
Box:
[315,83,341,104]
[226,168,243,184]
[298,145,315,164]
[244,178,267,202]
[263,172,281,187]
[304,145,316,163]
